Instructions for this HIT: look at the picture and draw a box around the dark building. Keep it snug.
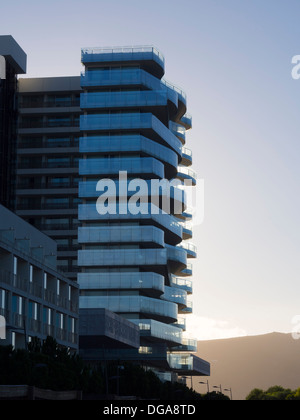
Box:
[0,36,26,210]
[16,77,82,281]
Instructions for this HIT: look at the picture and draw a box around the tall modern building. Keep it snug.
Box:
[0,36,26,210]
[4,36,210,380]
[78,47,209,379]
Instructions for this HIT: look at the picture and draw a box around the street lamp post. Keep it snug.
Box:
[213,384,223,394]
[224,388,233,400]
[199,380,210,394]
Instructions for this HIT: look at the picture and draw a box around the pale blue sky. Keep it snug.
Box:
[1,0,299,339]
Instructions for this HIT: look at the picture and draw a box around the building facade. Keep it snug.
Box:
[0,36,26,210]
[0,204,79,351]
[78,47,209,377]
[16,77,82,280]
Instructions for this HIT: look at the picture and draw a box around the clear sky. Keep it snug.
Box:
[1,0,299,340]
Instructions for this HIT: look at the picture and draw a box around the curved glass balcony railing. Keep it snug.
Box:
[179,220,193,240]
[78,248,168,268]
[169,121,186,144]
[178,242,197,259]
[161,285,188,307]
[167,353,210,375]
[180,262,193,277]
[161,79,187,108]
[79,180,186,212]
[79,157,164,179]
[81,46,165,77]
[80,113,182,156]
[78,225,165,248]
[179,300,193,314]
[181,147,192,166]
[177,166,197,186]
[166,244,188,269]
[79,247,188,271]
[81,68,162,90]
[180,113,193,130]
[78,272,165,296]
[78,204,183,244]
[81,90,178,110]
[172,317,187,331]
[170,276,193,294]
[172,338,197,352]
[79,295,178,323]
[132,319,183,346]
[79,135,178,173]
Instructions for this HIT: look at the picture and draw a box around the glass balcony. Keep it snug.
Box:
[79,134,178,172]
[78,272,165,296]
[80,90,177,110]
[166,244,188,268]
[180,263,193,277]
[132,319,182,346]
[80,113,182,156]
[78,204,183,243]
[78,248,168,268]
[180,113,193,129]
[79,156,164,179]
[161,79,187,108]
[79,295,178,323]
[178,242,197,258]
[173,317,187,331]
[81,46,165,77]
[181,147,192,166]
[78,225,165,248]
[167,353,210,376]
[177,166,197,186]
[180,300,193,314]
[173,337,197,352]
[169,121,186,144]
[161,285,187,307]
[170,276,193,294]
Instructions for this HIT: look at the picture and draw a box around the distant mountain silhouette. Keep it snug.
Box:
[195,333,300,400]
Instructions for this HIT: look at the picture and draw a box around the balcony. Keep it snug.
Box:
[180,113,192,130]
[79,295,178,324]
[132,319,182,346]
[78,203,183,245]
[161,285,188,307]
[167,353,210,376]
[78,248,168,268]
[78,225,165,248]
[170,276,193,294]
[177,166,197,186]
[80,90,178,111]
[169,121,186,145]
[79,157,164,179]
[81,46,165,78]
[78,272,165,298]
[181,147,192,167]
[79,134,178,178]
[80,113,182,156]
[179,242,197,259]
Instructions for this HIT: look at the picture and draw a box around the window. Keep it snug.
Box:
[29,265,33,283]
[43,307,52,325]
[0,289,5,309]
[13,257,17,276]
[43,273,47,289]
